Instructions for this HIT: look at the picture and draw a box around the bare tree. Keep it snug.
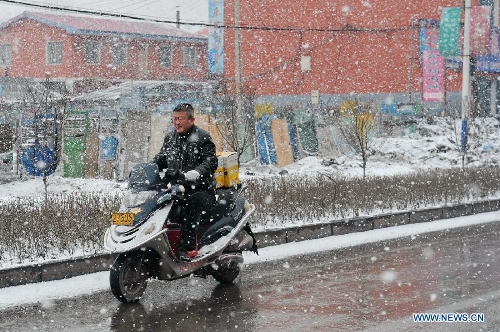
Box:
[434,116,474,169]
[334,101,381,179]
[211,80,256,163]
[21,76,70,199]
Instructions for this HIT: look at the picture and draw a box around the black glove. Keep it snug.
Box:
[164,168,180,183]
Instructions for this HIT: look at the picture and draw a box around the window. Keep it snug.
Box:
[0,44,12,65]
[111,42,127,66]
[182,47,196,68]
[47,41,63,65]
[158,45,172,67]
[84,41,101,64]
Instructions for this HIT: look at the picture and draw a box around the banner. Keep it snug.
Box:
[470,6,491,56]
[475,28,500,72]
[208,0,225,74]
[422,50,445,102]
[439,7,462,57]
[491,27,500,56]
[418,19,440,57]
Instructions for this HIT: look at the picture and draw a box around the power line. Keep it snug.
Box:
[0,0,413,33]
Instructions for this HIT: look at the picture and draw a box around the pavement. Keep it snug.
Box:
[0,198,499,288]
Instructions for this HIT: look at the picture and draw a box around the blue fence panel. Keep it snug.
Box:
[255,115,278,165]
[100,136,118,160]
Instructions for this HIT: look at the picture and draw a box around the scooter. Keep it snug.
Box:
[103,163,257,303]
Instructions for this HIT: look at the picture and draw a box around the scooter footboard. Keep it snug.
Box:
[198,216,236,247]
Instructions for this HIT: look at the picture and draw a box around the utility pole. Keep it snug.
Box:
[461,0,471,119]
[491,0,499,115]
[234,0,243,124]
[176,7,180,29]
[407,18,415,104]
[461,0,472,167]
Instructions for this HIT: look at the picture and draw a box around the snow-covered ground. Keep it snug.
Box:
[0,210,498,310]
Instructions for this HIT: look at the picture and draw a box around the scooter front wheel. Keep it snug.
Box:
[110,251,149,303]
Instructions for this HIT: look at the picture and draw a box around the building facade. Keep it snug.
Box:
[218,0,496,116]
[0,11,208,93]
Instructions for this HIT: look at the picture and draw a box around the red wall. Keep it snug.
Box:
[223,0,480,97]
[0,18,207,82]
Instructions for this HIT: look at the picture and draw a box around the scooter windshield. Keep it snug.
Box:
[122,190,157,208]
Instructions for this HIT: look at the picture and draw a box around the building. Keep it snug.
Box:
[215,0,497,116]
[203,0,500,166]
[0,11,208,93]
[0,11,213,179]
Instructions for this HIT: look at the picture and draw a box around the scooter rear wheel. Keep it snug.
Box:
[110,251,148,302]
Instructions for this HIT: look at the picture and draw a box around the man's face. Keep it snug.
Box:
[172,111,195,134]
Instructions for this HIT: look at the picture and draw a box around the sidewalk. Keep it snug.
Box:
[1,199,499,288]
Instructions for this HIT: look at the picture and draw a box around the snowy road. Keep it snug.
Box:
[0,213,500,331]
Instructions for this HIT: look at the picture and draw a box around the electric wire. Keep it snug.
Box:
[0,0,414,85]
[0,0,413,33]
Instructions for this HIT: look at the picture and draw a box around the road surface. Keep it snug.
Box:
[1,221,499,331]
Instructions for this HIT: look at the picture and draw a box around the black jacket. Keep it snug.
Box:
[153,125,218,195]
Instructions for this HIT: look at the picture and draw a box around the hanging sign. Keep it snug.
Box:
[475,28,500,72]
[208,0,225,74]
[470,6,491,56]
[439,7,462,57]
[418,19,440,56]
[422,50,445,102]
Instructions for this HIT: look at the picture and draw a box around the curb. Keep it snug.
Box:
[1,199,499,288]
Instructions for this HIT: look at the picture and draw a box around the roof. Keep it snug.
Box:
[0,77,39,101]
[196,27,210,37]
[71,80,211,102]
[1,11,207,42]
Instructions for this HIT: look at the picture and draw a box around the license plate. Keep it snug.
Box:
[111,212,135,226]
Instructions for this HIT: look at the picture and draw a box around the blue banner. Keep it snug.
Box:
[475,55,500,72]
[418,19,440,57]
[21,143,57,176]
[208,0,225,74]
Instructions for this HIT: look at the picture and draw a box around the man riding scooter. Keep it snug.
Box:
[152,103,218,261]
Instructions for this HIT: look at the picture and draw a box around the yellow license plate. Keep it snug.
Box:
[111,212,135,226]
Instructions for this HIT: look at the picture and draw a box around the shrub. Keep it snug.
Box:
[1,166,499,266]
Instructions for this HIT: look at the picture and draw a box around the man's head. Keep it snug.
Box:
[172,103,195,134]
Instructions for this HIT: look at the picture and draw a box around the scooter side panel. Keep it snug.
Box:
[193,204,256,261]
[151,204,256,280]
